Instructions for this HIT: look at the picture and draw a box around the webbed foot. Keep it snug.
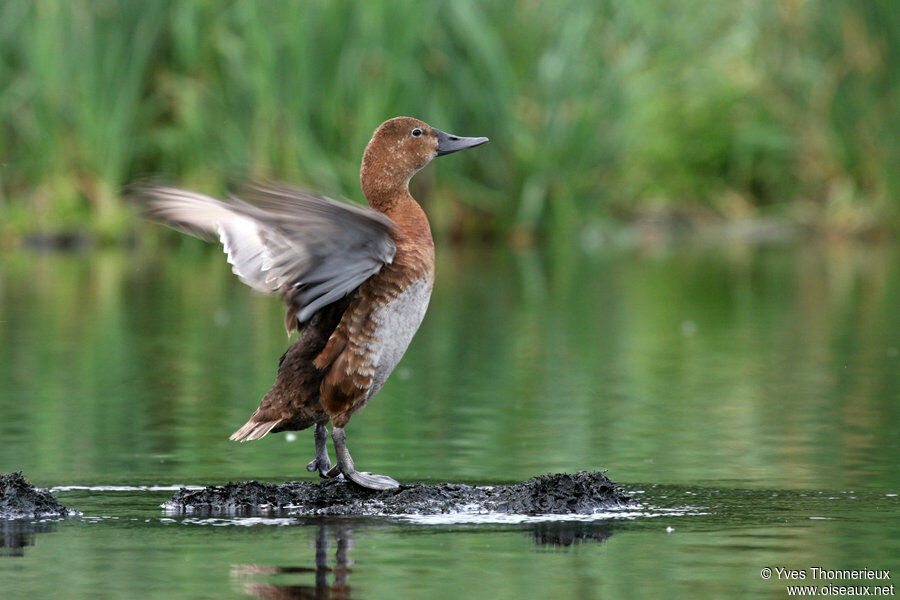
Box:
[330,426,400,490]
[343,470,400,490]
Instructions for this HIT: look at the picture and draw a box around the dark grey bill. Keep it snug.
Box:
[434,128,490,156]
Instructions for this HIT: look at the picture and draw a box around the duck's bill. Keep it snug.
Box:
[434,128,490,156]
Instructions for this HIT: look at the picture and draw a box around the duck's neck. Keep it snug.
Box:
[362,181,414,213]
[360,144,418,212]
[360,151,433,257]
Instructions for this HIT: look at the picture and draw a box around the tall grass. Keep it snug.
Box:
[1,0,166,236]
[0,0,896,243]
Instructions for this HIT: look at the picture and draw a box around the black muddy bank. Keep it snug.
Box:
[0,472,73,519]
[165,471,632,517]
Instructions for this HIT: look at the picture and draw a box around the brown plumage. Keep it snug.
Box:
[135,117,488,489]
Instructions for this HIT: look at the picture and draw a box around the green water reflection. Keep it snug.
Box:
[1,242,897,489]
[2,485,898,599]
[1,241,898,598]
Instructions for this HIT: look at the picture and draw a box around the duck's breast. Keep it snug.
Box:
[365,273,433,400]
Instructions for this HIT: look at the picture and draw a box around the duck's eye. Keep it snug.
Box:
[412,128,423,137]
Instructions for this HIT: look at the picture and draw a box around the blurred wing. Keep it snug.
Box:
[134,183,396,331]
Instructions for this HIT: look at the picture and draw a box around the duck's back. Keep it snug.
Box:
[232,295,352,439]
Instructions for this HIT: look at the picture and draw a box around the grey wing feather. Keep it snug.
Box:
[133,182,396,329]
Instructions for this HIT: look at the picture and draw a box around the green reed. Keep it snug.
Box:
[0,0,896,243]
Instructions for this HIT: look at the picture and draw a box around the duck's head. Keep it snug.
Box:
[361,116,488,202]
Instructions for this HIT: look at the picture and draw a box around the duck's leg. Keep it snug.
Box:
[327,426,399,490]
[305,423,333,478]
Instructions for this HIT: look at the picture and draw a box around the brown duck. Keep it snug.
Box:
[137,117,488,489]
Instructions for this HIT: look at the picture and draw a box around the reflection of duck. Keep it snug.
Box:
[232,522,354,599]
[138,118,488,490]
[230,518,616,598]
[0,520,56,558]
[530,521,616,548]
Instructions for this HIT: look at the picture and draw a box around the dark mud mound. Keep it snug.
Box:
[164,471,632,517]
[0,472,73,519]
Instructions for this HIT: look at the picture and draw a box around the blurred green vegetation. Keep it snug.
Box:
[0,0,897,244]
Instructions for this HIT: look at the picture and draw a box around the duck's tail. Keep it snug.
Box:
[229,417,283,442]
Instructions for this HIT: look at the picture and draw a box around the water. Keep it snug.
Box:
[1,240,898,598]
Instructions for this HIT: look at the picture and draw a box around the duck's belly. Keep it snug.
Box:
[365,275,433,400]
